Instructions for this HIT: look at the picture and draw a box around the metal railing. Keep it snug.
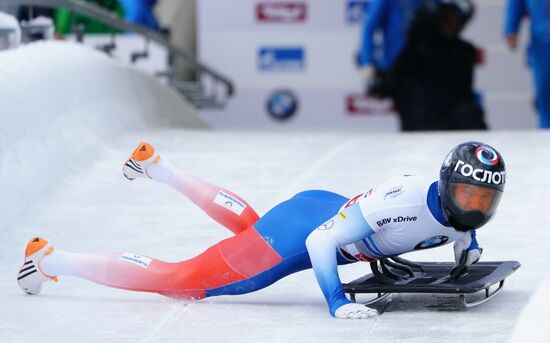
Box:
[0,0,234,108]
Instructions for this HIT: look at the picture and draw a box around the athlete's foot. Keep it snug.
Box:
[17,237,58,295]
[122,141,160,180]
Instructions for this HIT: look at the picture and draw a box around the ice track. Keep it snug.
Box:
[2,130,549,342]
[1,42,549,343]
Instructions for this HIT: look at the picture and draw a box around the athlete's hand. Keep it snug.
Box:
[334,303,378,319]
[451,233,482,280]
[464,248,482,265]
[453,232,482,266]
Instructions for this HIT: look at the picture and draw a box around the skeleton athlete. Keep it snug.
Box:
[18,141,505,319]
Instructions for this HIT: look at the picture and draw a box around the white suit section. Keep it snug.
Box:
[306,175,472,316]
[344,175,464,259]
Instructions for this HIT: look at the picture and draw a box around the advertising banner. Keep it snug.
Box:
[198,0,397,130]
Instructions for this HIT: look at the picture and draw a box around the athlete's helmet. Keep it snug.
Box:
[439,141,505,231]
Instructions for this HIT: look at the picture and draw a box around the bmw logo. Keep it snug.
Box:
[414,235,449,250]
[266,89,299,120]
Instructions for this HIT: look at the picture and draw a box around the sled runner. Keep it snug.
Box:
[343,257,520,308]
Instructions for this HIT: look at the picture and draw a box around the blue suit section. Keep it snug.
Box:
[427,182,450,226]
[468,230,479,251]
[505,0,550,128]
[205,190,351,297]
[358,0,423,70]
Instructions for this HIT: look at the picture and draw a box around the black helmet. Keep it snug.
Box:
[438,0,474,21]
[439,141,505,231]
[435,0,475,35]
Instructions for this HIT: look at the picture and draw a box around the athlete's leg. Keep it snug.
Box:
[153,164,260,235]
[39,227,282,299]
[24,192,354,299]
[28,190,351,298]
[124,142,260,235]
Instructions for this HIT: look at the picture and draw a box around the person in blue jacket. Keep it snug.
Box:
[504,0,550,128]
[357,0,424,92]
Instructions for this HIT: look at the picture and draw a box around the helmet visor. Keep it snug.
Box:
[449,183,502,217]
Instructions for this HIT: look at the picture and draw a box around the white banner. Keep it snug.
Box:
[197,0,398,130]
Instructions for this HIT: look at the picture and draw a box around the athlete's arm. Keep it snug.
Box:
[305,202,376,317]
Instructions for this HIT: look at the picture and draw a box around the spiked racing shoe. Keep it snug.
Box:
[18,237,58,295]
[122,141,160,180]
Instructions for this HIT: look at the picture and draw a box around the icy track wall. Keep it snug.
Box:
[0,41,206,229]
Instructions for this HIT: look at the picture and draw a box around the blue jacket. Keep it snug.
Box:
[120,0,159,30]
[504,0,550,45]
[358,0,423,70]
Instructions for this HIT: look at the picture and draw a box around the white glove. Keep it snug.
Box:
[334,303,378,319]
[453,232,482,265]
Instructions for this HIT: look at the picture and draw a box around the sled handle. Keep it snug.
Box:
[460,280,505,308]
